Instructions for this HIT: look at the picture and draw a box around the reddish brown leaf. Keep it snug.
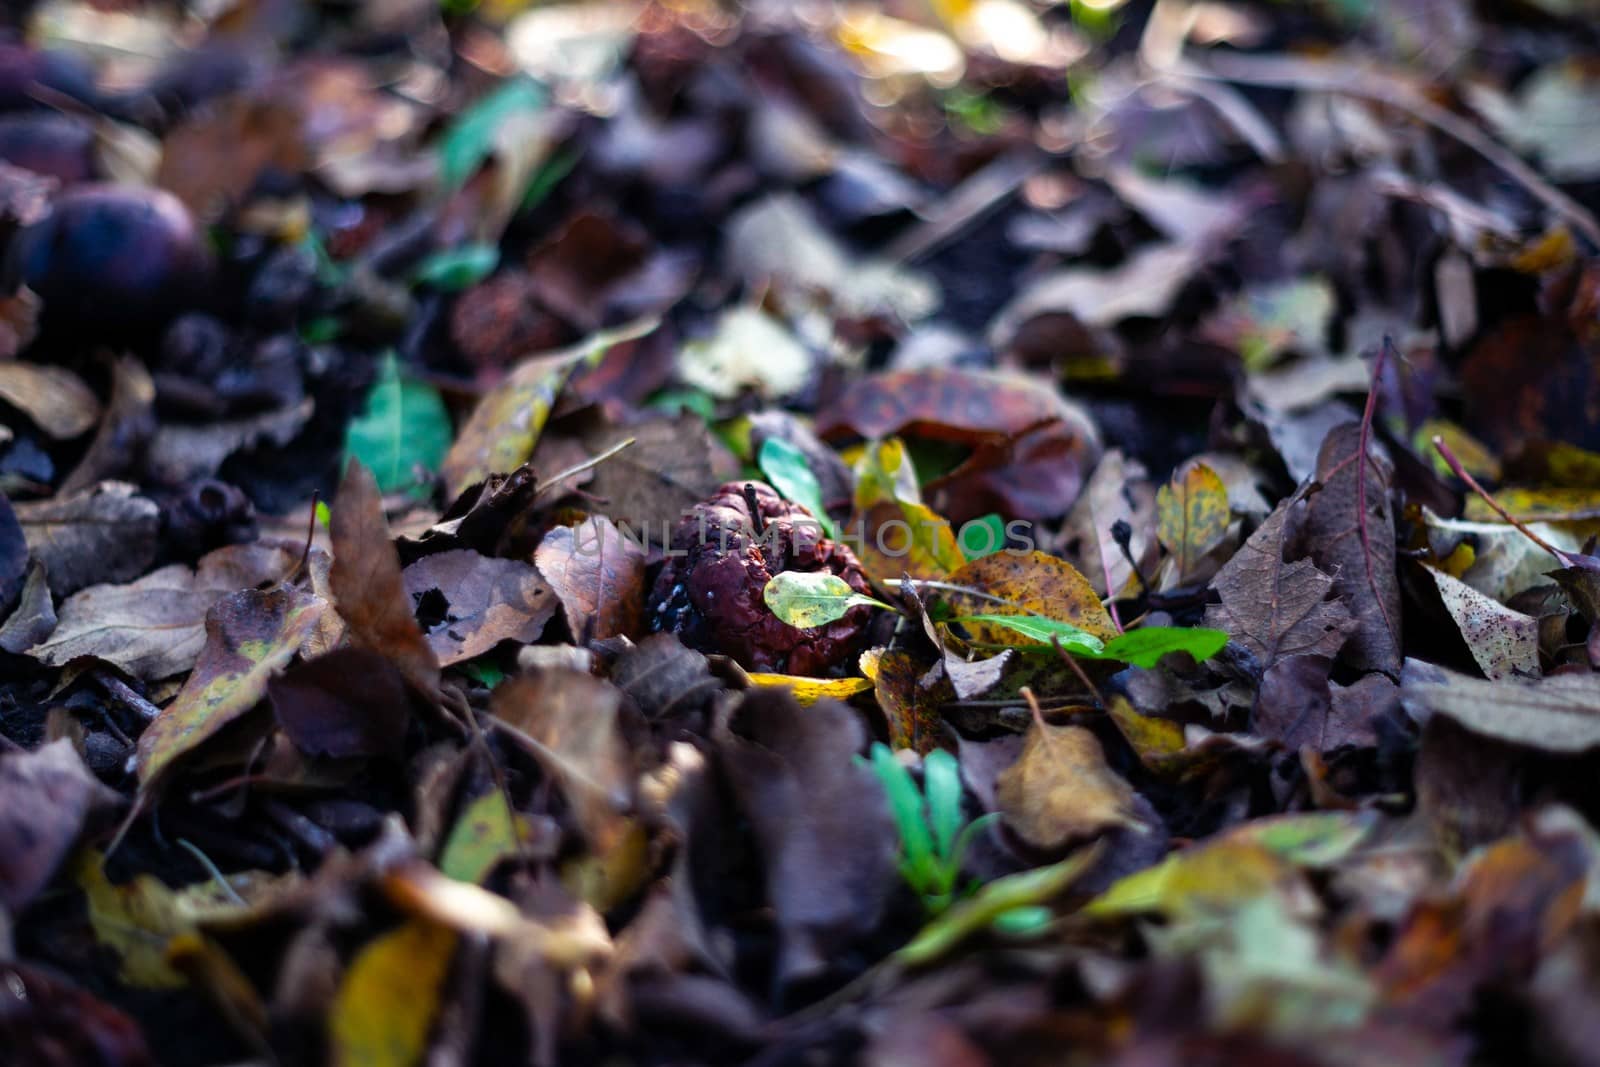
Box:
[330,460,441,703]
[534,516,649,642]
[1305,423,1402,676]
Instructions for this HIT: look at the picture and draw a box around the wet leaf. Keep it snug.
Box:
[135,583,326,791]
[330,919,457,1067]
[344,353,453,497]
[763,570,890,629]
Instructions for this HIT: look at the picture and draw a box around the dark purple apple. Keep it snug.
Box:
[7,184,211,335]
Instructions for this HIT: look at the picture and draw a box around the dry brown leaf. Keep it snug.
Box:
[0,362,100,439]
[15,482,161,597]
[996,721,1143,851]
[1305,423,1402,676]
[1205,499,1355,671]
[534,515,649,642]
[401,549,556,665]
[330,460,442,704]
[0,739,116,913]
[492,671,632,853]
[30,541,307,679]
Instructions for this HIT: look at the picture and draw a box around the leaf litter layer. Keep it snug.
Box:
[5,1,1600,1065]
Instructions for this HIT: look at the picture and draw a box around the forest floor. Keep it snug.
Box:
[5,1,1600,1065]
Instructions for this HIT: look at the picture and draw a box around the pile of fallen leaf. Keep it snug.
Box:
[6,0,1600,1064]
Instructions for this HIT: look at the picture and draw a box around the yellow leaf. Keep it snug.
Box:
[135,584,325,793]
[331,920,457,1067]
[561,819,651,913]
[441,320,657,498]
[1156,460,1230,580]
[1463,486,1600,523]
[76,850,290,989]
[745,672,873,704]
[934,551,1118,648]
[1106,694,1188,773]
[849,439,965,582]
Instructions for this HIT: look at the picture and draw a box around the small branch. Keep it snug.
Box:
[534,437,636,498]
[1432,435,1578,567]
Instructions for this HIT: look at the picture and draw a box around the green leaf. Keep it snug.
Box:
[1094,626,1230,668]
[439,791,526,884]
[990,904,1054,936]
[646,388,718,419]
[922,749,963,861]
[344,353,453,497]
[412,243,499,292]
[951,613,1105,655]
[520,146,582,212]
[763,571,890,629]
[871,743,937,891]
[958,514,1006,561]
[459,660,506,690]
[758,437,838,538]
[439,78,546,189]
[299,315,342,344]
[896,844,1101,966]
[314,500,331,530]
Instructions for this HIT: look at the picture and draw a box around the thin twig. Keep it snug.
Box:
[534,437,636,498]
[1432,436,1578,567]
[1050,638,1104,708]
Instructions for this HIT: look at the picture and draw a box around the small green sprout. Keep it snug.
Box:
[869,743,996,915]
